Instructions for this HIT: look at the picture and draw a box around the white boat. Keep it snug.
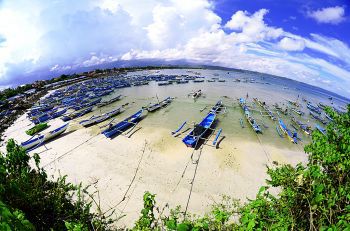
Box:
[21,123,69,150]
[192,90,202,99]
[80,107,122,127]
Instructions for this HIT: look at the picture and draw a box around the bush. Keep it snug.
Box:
[0,139,114,230]
[131,105,350,230]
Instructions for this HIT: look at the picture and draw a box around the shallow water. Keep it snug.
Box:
[77,68,348,152]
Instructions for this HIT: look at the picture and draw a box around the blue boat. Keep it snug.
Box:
[21,123,69,150]
[279,119,298,143]
[33,108,67,124]
[80,107,122,127]
[239,98,262,133]
[102,109,143,138]
[315,124,326,135]
[307,102,322,114]
[62,106,93,122]
[210,100,223,114]
[182,112,216,148]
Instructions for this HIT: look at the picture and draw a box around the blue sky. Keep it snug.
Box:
[0,0,350,96]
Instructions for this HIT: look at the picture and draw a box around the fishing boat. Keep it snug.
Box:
[97,94,122,107]
[21,123,69,150]
[325,113,333,121]
[102,109,143,138]
[218,79,225,82]
[182,112,216,148]
[318,102,327,110]
[274,103,288,115]
[207,79,215,82]
[193,79,204,83]
[80,107,122,127]
[287,100,300,107]
[192,90,202,99]
[291,117,311,135]
[253,98,276,121]
[32,108,67,124]
[309,111,327,124]
[315,124,326,135]
[147,97,173,112]
[291,108,304,116]
[239,98,262,133]
[61,106,93,122]
[307,102,322,114]
[72,98,101,111]
[158,81,171,86]
[279,119,298,143]
[210,100,223,114]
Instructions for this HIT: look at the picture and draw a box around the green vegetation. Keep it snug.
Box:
[1,106,349,230]
[130,105,350,230]
[0,84,33,101]
[25,123,49,136]
[0,139,114,230]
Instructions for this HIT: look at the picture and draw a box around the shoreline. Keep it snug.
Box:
[2,109,307,227]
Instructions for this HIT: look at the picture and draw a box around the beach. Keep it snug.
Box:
[2,68,338,227]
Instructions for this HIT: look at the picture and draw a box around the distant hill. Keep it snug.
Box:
[3,58,350,102]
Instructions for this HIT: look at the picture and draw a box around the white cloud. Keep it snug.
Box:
[278,37,305,51]
[0,1,350,97]
[225,9,283,43]
[307,6,345,24]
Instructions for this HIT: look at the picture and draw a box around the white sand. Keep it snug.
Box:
[1,110,307,227]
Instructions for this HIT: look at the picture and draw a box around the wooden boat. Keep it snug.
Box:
[239,98,262,133]
[21,123,69,150]
[182,112,216,148]
[97,94,122,107]
[325,113,333,121]
[26,123,49,136]
[315,124,326,135]
[72,98,101,111]
[80,107,122,127]
[210,100,223,114]
[177,80,189,84]
[279,119,298,143]
[32,108,67,124]
[192,90,202,99]
[193,79,204,83]
[158,81,171,86]
[287,100,300,107]
[253,98,276,121]
[102,109,143,138]
[291,117,311,135]
[62,106,93,122]
[218,79,225,82]
[147,97,172,112]
[307,102,322,114]
[291,108,304,116]
[207,80,215,82]
[318,102,327,110]
[309,111,327,124]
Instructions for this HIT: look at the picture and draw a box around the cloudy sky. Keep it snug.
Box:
[0,0,350,96]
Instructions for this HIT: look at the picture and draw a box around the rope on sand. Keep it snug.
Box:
[103,141,148,215]
[42,133,100,169]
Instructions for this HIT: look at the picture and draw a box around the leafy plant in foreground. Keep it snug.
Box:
[0,139,114,230]
[132,105,350,230]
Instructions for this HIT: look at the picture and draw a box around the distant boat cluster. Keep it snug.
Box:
[17,70,347,151]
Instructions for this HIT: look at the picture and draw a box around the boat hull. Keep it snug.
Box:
[21,123,69,150]
[182,112,216,148]
[102,110,143,138]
